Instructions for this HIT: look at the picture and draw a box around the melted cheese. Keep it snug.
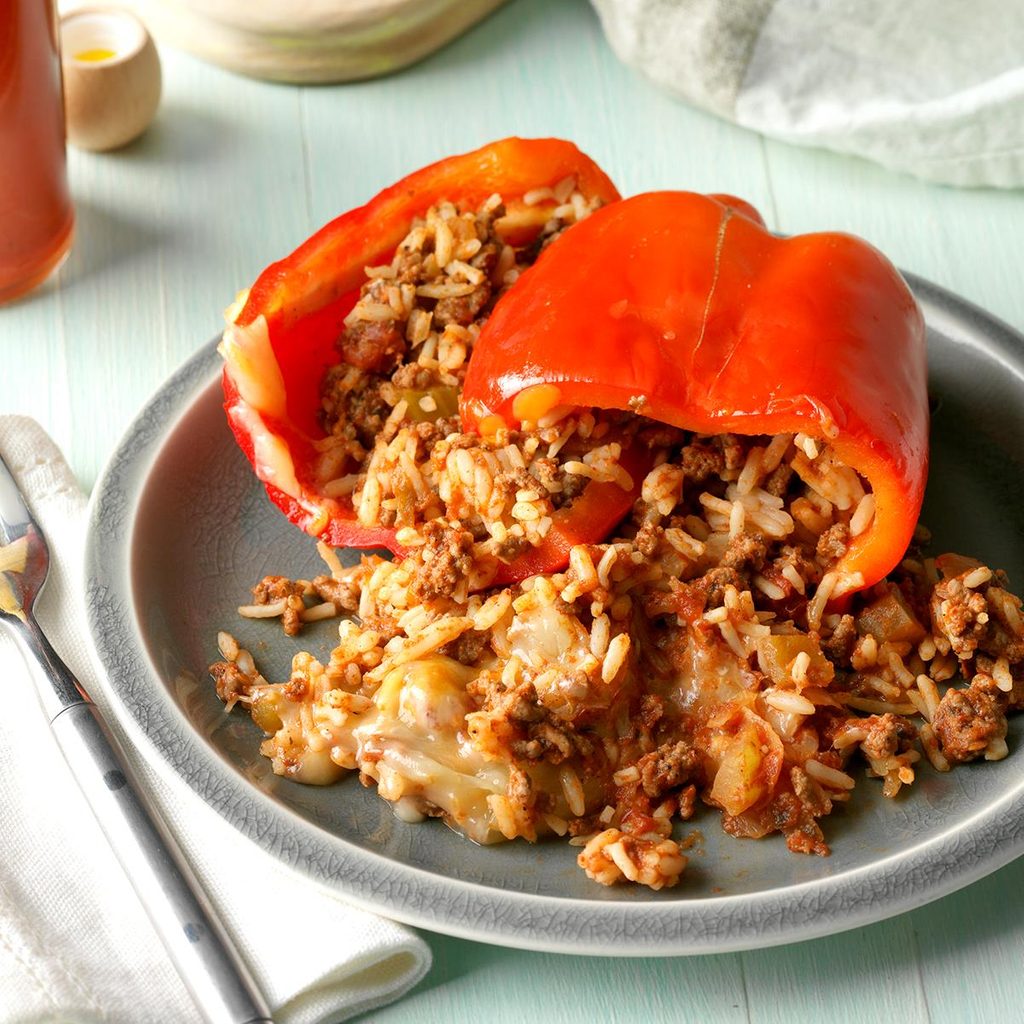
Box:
[374,657,476,734]
[228,403,303,503]
[332,657,512,843]
[218,315,288,420]
[668,627,758,711]
[508,602,591,670]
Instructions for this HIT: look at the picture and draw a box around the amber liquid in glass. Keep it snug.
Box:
[0,0,74,304]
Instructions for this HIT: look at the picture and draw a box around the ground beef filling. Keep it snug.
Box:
[311,193,632,563]
[210,193,1024,892]
[212,425,1024,890]
[932,675,1008,763]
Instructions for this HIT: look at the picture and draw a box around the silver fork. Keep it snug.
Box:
[0,453,273,1024]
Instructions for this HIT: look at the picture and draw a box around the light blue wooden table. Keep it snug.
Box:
[6,1,1024,1020]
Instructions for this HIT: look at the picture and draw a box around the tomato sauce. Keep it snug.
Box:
[0,0,74,304]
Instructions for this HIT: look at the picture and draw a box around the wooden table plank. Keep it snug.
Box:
[912,856,1024,1024]
[362,933,750,1024]
[742,916,931,1023]
[2,292,70,451]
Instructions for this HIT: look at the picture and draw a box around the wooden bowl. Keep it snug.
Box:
[61,7,162,151]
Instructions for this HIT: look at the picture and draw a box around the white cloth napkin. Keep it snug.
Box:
[0,416,430,1024]
[592,0,1024,188]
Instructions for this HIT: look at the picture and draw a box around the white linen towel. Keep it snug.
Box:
[592,0,1024,188]
[0,415,431,1024]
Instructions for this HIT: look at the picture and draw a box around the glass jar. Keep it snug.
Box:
[0,0,75,305]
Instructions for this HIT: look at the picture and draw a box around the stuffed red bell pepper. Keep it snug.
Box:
[461,191,928,593]
[219,137,623,566]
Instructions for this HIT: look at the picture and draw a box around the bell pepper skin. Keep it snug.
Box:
[219,137,622,560]
[490,441,654,585]
[461,191,928,593]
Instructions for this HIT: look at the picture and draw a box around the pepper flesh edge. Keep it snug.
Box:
[470,380,924,593]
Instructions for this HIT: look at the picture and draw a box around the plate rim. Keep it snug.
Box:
[84,271,1024,956]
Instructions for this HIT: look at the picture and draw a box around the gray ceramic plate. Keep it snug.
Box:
[84,273,1024,955]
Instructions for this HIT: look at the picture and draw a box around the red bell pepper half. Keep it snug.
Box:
[219,137,622,567]
[461,191,928,593]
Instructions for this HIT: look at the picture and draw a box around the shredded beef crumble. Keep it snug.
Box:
[932,674,1008,763]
